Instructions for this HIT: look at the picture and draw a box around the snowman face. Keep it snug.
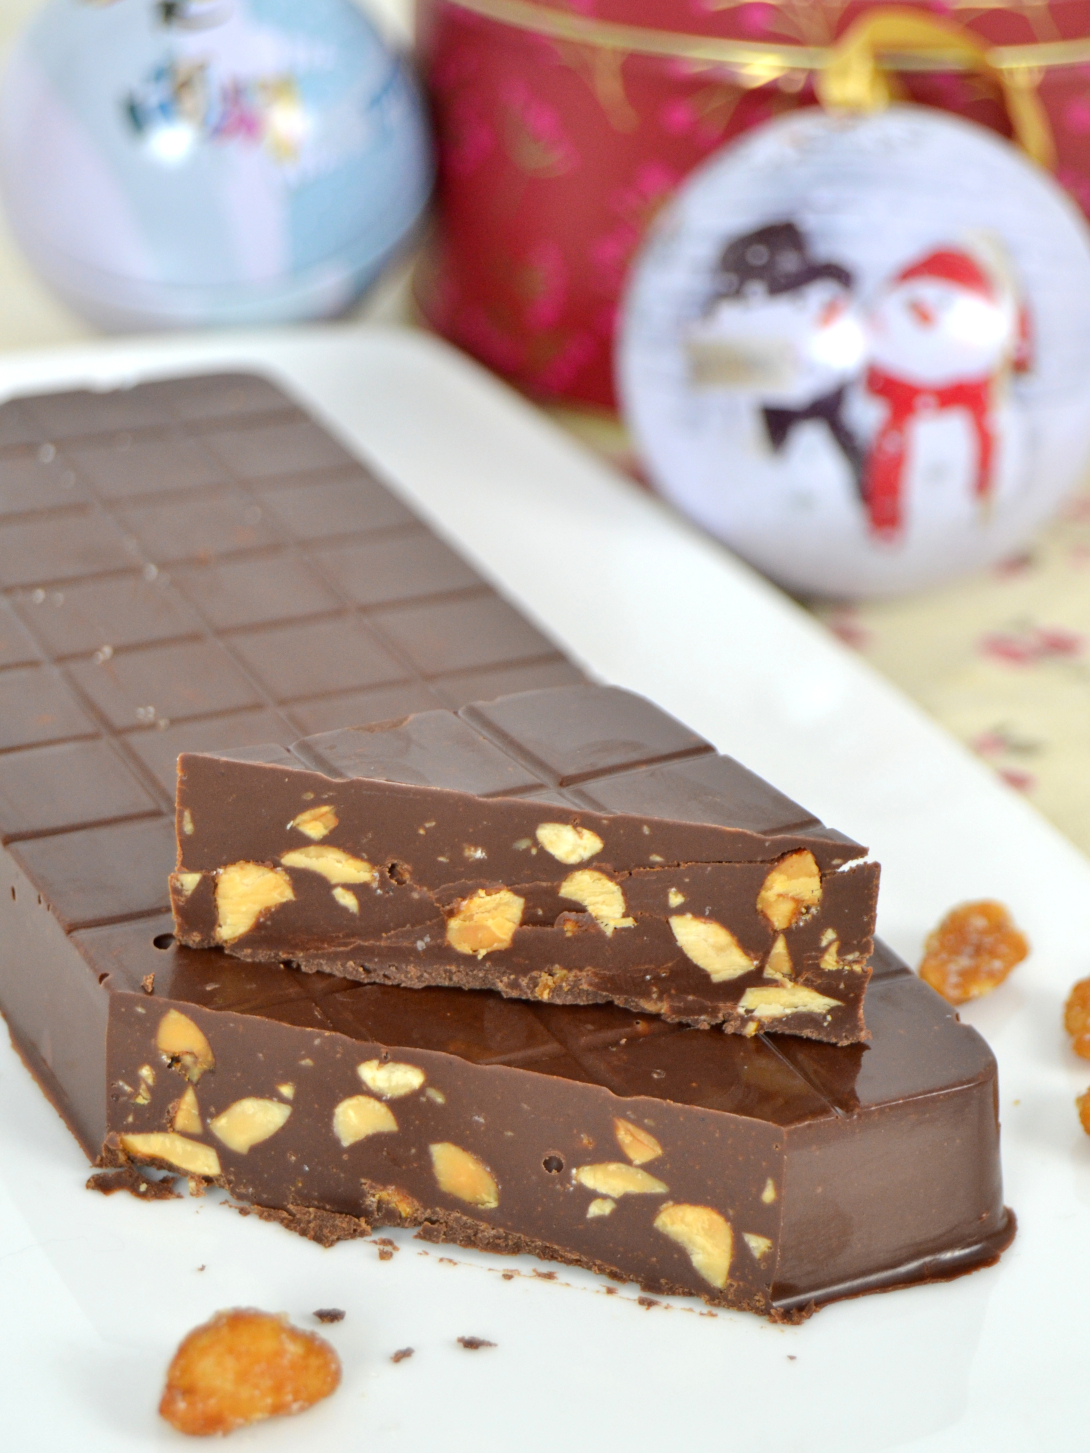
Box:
[868,276,1015,386]
[687,278,865,405]
[159,2,235,30]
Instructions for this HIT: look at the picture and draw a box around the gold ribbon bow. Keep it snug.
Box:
[817,8,1055,168]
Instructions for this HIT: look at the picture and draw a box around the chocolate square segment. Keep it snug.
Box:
[17,386,173,438]
[314,529,485,607]
[148,372,293,422]
[12,815,174,929]
[464,683,713,786]
[0,598,41,666]
[576,753,822,836]
[204,419,356,479]
[0,666,95,750]
[70,640,262,729]
[430,658,586,710]
[15,574,198,657]
[0,399,41,448]
[174,555,340,631]
[0,739,158,840]
[117,492,281,565]
[261,472,416,543]
[0,453,88,515]
[0,512,135,587]
[285,681,444,738]
[374,594,560,676]
[230,617,408,702]
[296,712,544,796]
[67,434,226,501]
[128,708,297,796]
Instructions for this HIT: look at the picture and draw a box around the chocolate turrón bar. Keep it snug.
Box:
[171,685,880,1043]
[0,373,1014,1320]
[8,884,1013,1320]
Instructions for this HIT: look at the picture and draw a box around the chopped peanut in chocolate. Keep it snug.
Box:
[918,900,1028,1005]
[159,1308,340,1437]
[1064,978,1090,1060]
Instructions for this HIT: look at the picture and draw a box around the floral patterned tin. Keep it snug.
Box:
[415,0,1090,410]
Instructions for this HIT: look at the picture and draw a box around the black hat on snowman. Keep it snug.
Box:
[711,221,852,302]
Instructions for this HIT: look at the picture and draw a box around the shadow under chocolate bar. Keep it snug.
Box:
[0,373,1013,1320]
[171,684,879,1043]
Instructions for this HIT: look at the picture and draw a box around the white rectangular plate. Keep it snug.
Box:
[1,326,1086,1452]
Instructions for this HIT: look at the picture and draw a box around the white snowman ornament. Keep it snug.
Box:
[619,106,1090,597]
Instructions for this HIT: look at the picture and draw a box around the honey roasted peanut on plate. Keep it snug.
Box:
[159,1308,341,1437]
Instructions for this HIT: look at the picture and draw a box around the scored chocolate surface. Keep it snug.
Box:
[0,369,585,865]
[0,373,1014,1320]
[171,686,879,1042]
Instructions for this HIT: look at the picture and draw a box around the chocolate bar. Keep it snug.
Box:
[21,894,1012,1320]
[0,374,1013,1320]
[170,686,880,1042]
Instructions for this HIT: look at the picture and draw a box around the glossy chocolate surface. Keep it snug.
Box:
[88,923,1011,1317]
[0,374,1013,1320]
[0,370,574,1149]
[172,686,879,1041]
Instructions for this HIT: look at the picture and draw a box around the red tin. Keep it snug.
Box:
[415,0,1090,410]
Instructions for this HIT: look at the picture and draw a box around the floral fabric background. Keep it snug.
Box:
[813,484,1090,854]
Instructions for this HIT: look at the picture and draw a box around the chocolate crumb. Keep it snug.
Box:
[637,1296,660,1310]
[787,1355,797,1361]
[378,1247,395,1261]
[141,973,155,994]
[532,1270,557,1281]
[457,1336,496,1350]
[501,1272,516,1281]
[313,1308,346,1324]
[86,1166,178,1200]
[438,1256,457,1265]
[197,1265,206,1272]
[391,1348,414,1363]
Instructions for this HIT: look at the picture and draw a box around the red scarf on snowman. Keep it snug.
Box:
[864,249,1026,540]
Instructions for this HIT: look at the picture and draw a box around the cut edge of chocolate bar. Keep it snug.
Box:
[171,685,879,1043]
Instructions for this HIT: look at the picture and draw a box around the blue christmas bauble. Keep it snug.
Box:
[0,0,433,329]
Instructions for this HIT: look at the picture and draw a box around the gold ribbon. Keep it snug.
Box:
[442,0,1079,164]
[817,9,1055,167]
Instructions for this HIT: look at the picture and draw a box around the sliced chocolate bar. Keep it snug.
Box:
[171,685,880,1043]
[72,916,1011,1322]
[0,374,1012,1324]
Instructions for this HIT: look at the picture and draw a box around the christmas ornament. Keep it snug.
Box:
[0,0,432,330]
[416,0,1090,411]
[618,104,1090,597]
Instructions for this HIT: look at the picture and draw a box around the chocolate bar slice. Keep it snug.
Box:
[170,686,880,1043]
[4,863,1012,1320]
